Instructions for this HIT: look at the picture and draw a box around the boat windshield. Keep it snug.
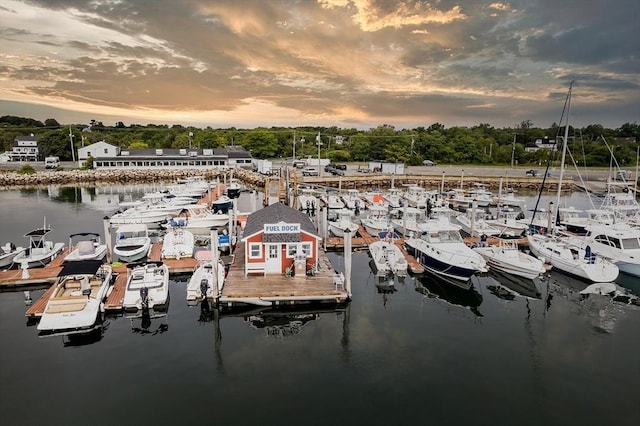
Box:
[621,237,640,250]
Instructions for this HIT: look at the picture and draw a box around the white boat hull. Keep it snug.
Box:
[13,243,65,268]
[186,258,226,305]
[123,263,170,312]
[474,246,546,280]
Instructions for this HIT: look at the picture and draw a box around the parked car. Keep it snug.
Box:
[293,160,306,169]
[422,160,436,166]
[301,167,319,176]
[525,169,540,177]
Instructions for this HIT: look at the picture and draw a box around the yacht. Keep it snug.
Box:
[37,260,113,336]
[404,215,487,286]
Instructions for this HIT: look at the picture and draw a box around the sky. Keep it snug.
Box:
[0,0,638,130]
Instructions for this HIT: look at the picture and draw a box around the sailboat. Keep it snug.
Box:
[526,82,619,283]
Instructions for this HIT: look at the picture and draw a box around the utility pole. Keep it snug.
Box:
[292,129,296,161]
[316,132,322,176]
[511,133,517,168]
[68,127,75,162]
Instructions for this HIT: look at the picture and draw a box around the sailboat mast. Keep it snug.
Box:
[554,82,574,230]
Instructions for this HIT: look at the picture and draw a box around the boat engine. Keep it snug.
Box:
[200,278,209,298]
[140,286,149,309]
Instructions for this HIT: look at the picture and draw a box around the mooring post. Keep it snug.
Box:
[344,228,352,298]
[103,216,112,264]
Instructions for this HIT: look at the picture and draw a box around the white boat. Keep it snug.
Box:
[225,178,242,198]
[63,232,107,262]
[109,207,170,226]
[0,242,25,269]
[341,189,363,210]
[467,182,493,207]
[323,193,345,209]
[369,238,408,277]
[123,262,170,312]
[404,215,487,286]
[161,228,195,259]
[37,260,113,336]
[492,180,527,210]
[113,224,151,262]
[361,204,392,236]
[186,251,226,306]
[211,195,233,212]
[566,222,640,278]
[527,233,619,283]
[455,208,504,237]
[526,83,619,285]
[391,207,425,236]
[165,205,229,234]
[484,207,528,237]
[297,187,321,211]
[13,218,65,268]
[403,185,432,208]
[363,190,388,208]
[473,239,546,279]
[384,188,404,209]
[328,209,359,237]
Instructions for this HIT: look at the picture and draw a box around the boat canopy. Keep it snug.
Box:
[58,259,104,277]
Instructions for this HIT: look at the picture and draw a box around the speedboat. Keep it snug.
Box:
[113,224,151,262]
[225,178,242,199]
[123,262,170,312]
[341,189,363,210]
[473,238,546,279]
[186,251,226,306]
[37,260,113,336]
[527,233,619,283]
[391,207,425,236]
[13,218,65,268]
[328,209,359,237]
[211,195,233,212]
[63,232,107,262]
[369,238,408,277]
[161,228,195,259]
[360,204,392,236]
[0,242,25,269]
[164,205,229,234]
[404,215,487,287]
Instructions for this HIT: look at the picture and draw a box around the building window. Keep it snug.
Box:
[104,148,108,154]
[301,243,311,257]
[249,244,261,258]
[287,245,298,257]
[268,245,278,259]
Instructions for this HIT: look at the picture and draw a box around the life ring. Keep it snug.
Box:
[539,227,545,234]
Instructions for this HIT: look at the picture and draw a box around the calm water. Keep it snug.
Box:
[0,185,639,426]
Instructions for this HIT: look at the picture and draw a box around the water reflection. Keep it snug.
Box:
[61,323,107,347]
[488,269,542,299]
[128,309,169,335]
[415,271,483,317]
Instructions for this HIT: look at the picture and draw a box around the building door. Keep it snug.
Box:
[265,244,281,273]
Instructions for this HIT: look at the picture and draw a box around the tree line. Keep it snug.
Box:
[1,116,638,167]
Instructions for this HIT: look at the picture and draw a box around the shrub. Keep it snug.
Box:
[17,164,36,174]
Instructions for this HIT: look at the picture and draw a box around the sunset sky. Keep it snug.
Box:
[1,0,638,129]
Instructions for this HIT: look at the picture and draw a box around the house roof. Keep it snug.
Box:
[14,135,39,142]
[242,203,319,241]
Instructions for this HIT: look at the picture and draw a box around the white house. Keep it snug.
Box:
[77,140,120,167]
[9,134,39,161]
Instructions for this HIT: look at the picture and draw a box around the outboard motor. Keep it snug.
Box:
[140,286,149,309]
[200,278,209,298]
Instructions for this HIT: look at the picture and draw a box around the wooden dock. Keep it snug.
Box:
[218,238,349,308]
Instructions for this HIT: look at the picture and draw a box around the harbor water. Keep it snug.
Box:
[0,185,638,426]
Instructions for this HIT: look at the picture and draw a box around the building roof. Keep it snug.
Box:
[14,135,39,142]
[243,203,319,240]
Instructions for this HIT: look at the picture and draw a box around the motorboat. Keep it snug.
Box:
[484,207,528,237]
[37,260,113,336]
[297,187,321,212]
[363,190,389,208]
[403,185,432,208]
[161,227,195,259]
[391,207,425,237]
[123,262,170,312]
[323,193,345,209]
[341,189,363,210]
[13,218,65,268]
[473,238,546,279]
[328,209,359,237]
[225,178,242,199]
[0,242,25,269]
[467,182,493,207]
[369,238,408,277]
[360,204,392,236]
[113,224,151,262]
[164,205,229,234]
[186,251,226,306]
[455,208,504,238]
[404,215,487,286]
[566,222,640,278]
[211,195,233,212]
[527,233,619,283]
[63,232,107,262]
[383,188,404,209]
[109,207,170,226]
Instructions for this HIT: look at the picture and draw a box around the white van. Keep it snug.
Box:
[44,156,60,169]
